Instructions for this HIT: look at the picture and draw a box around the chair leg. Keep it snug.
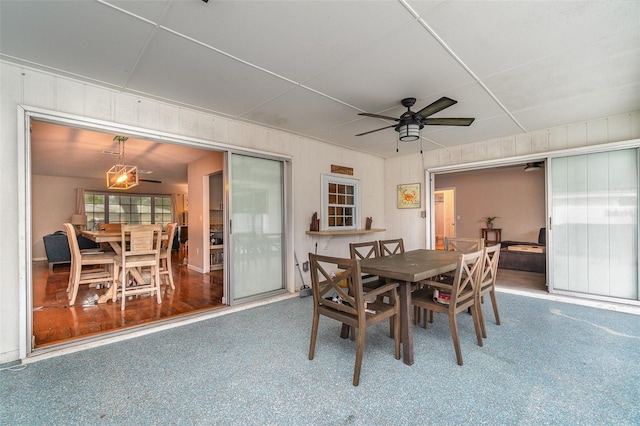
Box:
[471,302,484,347]
[112,264,120,303]
[166,257,175,289]
[68,264,81,305]
[154,266,162,304]
[478,298,487,339]
[449,313,463,366]
[308,312,319,360]
[353,326,365,386]
[490,289,500,325]
[393,313,400,360]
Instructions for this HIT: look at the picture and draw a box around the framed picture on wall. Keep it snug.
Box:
[397,183,421,209]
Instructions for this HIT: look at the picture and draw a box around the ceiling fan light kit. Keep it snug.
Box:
[357,96,475,152]
[106,136,139,190]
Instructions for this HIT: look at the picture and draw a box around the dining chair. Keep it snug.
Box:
[477,243,502,338]
[411,249,484,366]
[159,222,178,289]
[308,253,400,386]
[113,224,163,311]
[62,223,115,305]
[349,241,384,289]
[379,238,405,257]
[378,238,425,325]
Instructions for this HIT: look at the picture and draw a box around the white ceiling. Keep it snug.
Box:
[2,0,639,177]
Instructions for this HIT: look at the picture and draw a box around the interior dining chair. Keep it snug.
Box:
[113,224,163,311]
[411,249,484,366]
[477,243,502,338]
[379,238,405,257]
[308,253,400,386]
[159,222,178,289]
[95,223,122,252]
[63,223,115,305]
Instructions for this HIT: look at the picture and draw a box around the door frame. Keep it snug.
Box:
[17,105,294,359]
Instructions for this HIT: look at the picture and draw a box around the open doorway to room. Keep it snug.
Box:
[30,118,227,349]
[432,164,547,293]
[434,189,455,250]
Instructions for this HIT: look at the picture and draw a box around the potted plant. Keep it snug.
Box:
[479,216,499,228]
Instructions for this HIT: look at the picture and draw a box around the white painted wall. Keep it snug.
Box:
[0,61,385,363]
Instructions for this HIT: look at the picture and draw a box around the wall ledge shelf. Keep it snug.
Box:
[305,228,385,236]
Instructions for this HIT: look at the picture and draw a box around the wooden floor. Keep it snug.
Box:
[32,252,224,348]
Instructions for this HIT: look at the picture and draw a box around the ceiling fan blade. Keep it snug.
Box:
[424,117,475,126]
[358,112,400,121]
[416,97,457,118]
[355,124,397,136]
[140,179,162,183]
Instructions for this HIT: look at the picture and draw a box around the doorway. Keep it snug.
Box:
[23,109,291,352]
[434,189,455,250]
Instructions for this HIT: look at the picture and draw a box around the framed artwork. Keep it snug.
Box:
[397,183,421,209]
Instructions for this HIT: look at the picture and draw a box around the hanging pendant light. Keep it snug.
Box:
[106,136,138,190]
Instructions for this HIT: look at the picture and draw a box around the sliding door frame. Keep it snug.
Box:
[17,105,294,359]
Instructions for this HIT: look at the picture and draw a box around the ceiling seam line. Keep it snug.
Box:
[397,0,527,133]
[118,1,175,90]
[416,16,527,133]
[158,26,300,86]
[155,26,360,118]
[95,0,158,26]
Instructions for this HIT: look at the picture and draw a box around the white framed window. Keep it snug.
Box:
[321,174,360,231]
[84,192,173,230]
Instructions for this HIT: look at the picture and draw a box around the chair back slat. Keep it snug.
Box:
[444,237,484,253]
[450,249,484,307]
[163,223,178,250]
[379,239,405,256]
[309,254,363,316]
[349,241,379,260]
[481,244,501,290]
[122,224,162,256]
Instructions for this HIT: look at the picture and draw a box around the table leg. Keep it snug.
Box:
[400,281,414,365]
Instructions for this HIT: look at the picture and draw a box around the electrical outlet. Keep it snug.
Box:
[303,261,309,272]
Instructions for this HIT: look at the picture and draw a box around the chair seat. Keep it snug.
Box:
[412,286,475,311]
[318,298,397,327]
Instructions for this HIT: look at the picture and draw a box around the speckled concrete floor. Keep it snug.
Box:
[2,292,639,425]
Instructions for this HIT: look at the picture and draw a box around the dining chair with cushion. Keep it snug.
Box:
[379,238,405,257]
[63,223,115,305]
[159,222,178,289]
[113,224,163,311]
[411,249,484,366]
[477,243,502,338]
[308,253,400,386]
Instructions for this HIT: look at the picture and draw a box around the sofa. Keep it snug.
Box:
[43,230,99,272]
[498,228,546,274]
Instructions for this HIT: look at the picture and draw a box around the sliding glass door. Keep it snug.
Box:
[228,154,285,304]
[550,148,638,300]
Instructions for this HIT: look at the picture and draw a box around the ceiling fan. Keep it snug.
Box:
[356,97,475,148]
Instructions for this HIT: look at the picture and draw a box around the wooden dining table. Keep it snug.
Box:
[359,249,462,366]
[81,229,168,303]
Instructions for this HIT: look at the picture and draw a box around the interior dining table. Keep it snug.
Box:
[80,229,168,304]
[358,249,463,366]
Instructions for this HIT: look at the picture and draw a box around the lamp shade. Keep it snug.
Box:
[71,214,87,226]
[398,123,421,141]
